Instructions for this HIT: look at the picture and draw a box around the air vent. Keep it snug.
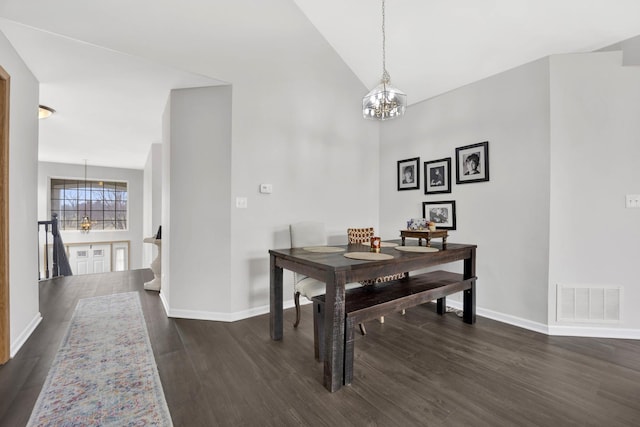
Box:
[557,284,621,323]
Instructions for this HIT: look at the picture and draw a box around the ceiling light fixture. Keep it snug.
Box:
[362,0,406,121]
[38,105,55,119]
[80,160,91,233]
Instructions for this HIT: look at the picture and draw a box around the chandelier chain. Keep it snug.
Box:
[381,0,389,82]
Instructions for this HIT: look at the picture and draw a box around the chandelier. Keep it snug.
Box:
[362,0,406,120]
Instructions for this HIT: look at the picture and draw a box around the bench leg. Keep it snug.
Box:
[313,300,325,362]
[463,280,476,324]
[344,317,356,385]
[437,297,446,315]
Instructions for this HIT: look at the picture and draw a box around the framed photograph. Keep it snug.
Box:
[455,141,489,184]
[422,200,456,230]
[397,157,420,191]
[424,157,452,194]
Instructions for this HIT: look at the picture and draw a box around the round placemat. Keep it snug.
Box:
[302,246,345,253]
[344,252,395,261]
[358,241,399,248]
[394,246,439,253]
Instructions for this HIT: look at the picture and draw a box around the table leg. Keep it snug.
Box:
[426,237,432,247]
[401,236,406,246]
[344,317,356,385]
[442,236,448,249]
[270,254,284,340]
[323,272,346,392]
[436,297,446,315]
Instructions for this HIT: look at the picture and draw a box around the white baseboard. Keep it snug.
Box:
[10,312,43,358]
[158,290,170,316]
[547,325,640,339]
[445,300,640,339]
[166,298,298,322]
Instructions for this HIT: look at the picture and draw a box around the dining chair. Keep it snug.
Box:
[347,227,407,334]
[290,221,361,329]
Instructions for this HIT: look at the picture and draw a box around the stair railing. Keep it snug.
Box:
[37,213,72,279]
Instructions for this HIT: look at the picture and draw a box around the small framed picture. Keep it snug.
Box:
[455,141,489,184]
[397,157,420,191]
[424,157,452,194]
[422,200,456,230]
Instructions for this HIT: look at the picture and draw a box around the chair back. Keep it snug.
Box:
[290,221,327,248]
[290,222,327,283]
[347,227,374,244]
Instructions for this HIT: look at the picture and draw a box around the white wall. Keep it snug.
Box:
[380,58,552,326]
[37,161,145,270]
[379,48,640,337]
[549,51,640,330]
[225,5,380,315]
[162,85,232,317]
[1,31,40,356]
[143,143,162,266]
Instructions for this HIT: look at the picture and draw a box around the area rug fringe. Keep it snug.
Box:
[27,292,173,426]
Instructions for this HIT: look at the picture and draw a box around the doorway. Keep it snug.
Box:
[0,66,10,364]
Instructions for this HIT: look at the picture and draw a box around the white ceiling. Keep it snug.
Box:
[1,0,640,169]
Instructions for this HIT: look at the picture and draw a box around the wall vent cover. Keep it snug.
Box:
[557,284,621,323]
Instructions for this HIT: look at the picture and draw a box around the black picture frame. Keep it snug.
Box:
[455,141,489,184]
[424,157,452,194]
[397,157,420,191]
[422,200,456,230]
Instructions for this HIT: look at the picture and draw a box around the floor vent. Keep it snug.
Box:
[557,284,621,323]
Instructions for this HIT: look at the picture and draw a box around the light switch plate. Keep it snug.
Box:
[236,197,248,208]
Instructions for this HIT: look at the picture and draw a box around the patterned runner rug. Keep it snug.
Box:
[27,292,173,426]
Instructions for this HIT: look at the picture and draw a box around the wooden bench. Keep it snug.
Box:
[312,270,476,385]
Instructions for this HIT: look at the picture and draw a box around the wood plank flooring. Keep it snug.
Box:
[1,269,640,426]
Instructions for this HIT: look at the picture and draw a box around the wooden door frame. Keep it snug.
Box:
[0,66,10,364]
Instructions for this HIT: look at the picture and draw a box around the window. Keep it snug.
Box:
[50,178,128,231]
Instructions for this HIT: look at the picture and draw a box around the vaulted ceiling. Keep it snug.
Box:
[1,0,640,169]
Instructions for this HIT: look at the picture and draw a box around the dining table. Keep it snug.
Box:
[269,239,477,392]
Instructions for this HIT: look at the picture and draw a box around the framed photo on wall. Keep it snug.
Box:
[397,157,420,191]
[455,141,489,184]
[422,200,456,230]
[424,157,452,194]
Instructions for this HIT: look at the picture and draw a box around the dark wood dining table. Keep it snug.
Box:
[269,240,477,392]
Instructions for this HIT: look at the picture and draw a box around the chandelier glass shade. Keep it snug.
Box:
[362,74,407,120]
[362,0,406,121]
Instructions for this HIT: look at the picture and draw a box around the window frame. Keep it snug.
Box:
[49,176,129,232]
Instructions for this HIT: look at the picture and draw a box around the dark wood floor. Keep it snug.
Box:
[1,270,640,426]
